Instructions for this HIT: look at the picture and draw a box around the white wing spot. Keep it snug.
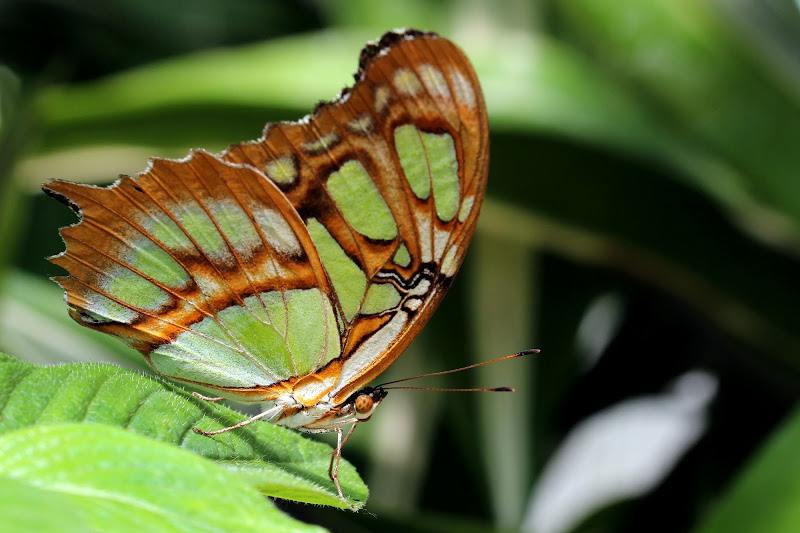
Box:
[83,292,138,324]
[265,155,297,185]
[414,209,433,262]
[252,207,303,256]
[347,113,373,135]
[404,298,423,312]
[393,68,423,96]
[374,85,391,113]
[458,195,475,223]
[410,278,431,297]
[303,131,340,153]
[441,244,459,277]
[433,226,449,261]
[419,64,450,98]
[450,67,476,108]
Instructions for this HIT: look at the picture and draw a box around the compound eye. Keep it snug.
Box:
[354,394,374,416]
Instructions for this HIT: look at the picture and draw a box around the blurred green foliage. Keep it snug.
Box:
[2,0,800,532]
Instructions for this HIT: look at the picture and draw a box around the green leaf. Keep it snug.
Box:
[0,353,368,509]
[0,476,87,533]
[0,66,32,276]
[696,406,800,533]
[0,423,326,533]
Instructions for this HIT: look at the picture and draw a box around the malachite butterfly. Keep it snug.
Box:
[44,29,490,504]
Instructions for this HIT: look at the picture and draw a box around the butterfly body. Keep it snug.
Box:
[44,29,488,501]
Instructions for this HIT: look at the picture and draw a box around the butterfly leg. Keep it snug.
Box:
[193,403,283,436]
[329,422,359,506]
[192,392,225,401]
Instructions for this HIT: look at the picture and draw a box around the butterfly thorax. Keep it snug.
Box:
[273,386,388,431]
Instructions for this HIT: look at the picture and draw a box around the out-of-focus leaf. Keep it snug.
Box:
[696,406,800,533]
[0,423,327,533]
[29,29,676,163]
[0,66,21,134]
[33,31,372,153]
[470,234,536,528]
[554,0,800,236]
[0,66,31,275]
[0,353,368,508]
[0,269,151,368]
[317,0,452,33]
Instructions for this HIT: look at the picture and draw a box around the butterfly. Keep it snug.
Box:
[43,29,490,505]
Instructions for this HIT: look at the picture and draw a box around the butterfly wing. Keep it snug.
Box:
[223,30,488,404]
[44,30,488,408]
[44,151,343,400]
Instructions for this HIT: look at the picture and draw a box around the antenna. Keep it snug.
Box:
[375,348,539,389]
[381,385,515,392]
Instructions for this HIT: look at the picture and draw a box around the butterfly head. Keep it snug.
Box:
[348,386,388,422]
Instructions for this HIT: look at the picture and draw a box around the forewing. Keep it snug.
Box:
[222,30,489,403]
[44,151,341,396]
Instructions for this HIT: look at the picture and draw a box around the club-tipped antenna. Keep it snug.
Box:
[381,386,515,392]
[375,348,539,388]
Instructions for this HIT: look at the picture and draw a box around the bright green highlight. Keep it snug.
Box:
[178,207,227,257]
[394,125,430,200]
[424,132,460,222]
[0,424,328,533]
[307,218,367,322]
[215,202,260,257]
[362,283,401,315]
[104,269,170,311]
[127,240,189,288]
[286,289,340,374]
[327,160,397,240]
[393,244,411,267]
